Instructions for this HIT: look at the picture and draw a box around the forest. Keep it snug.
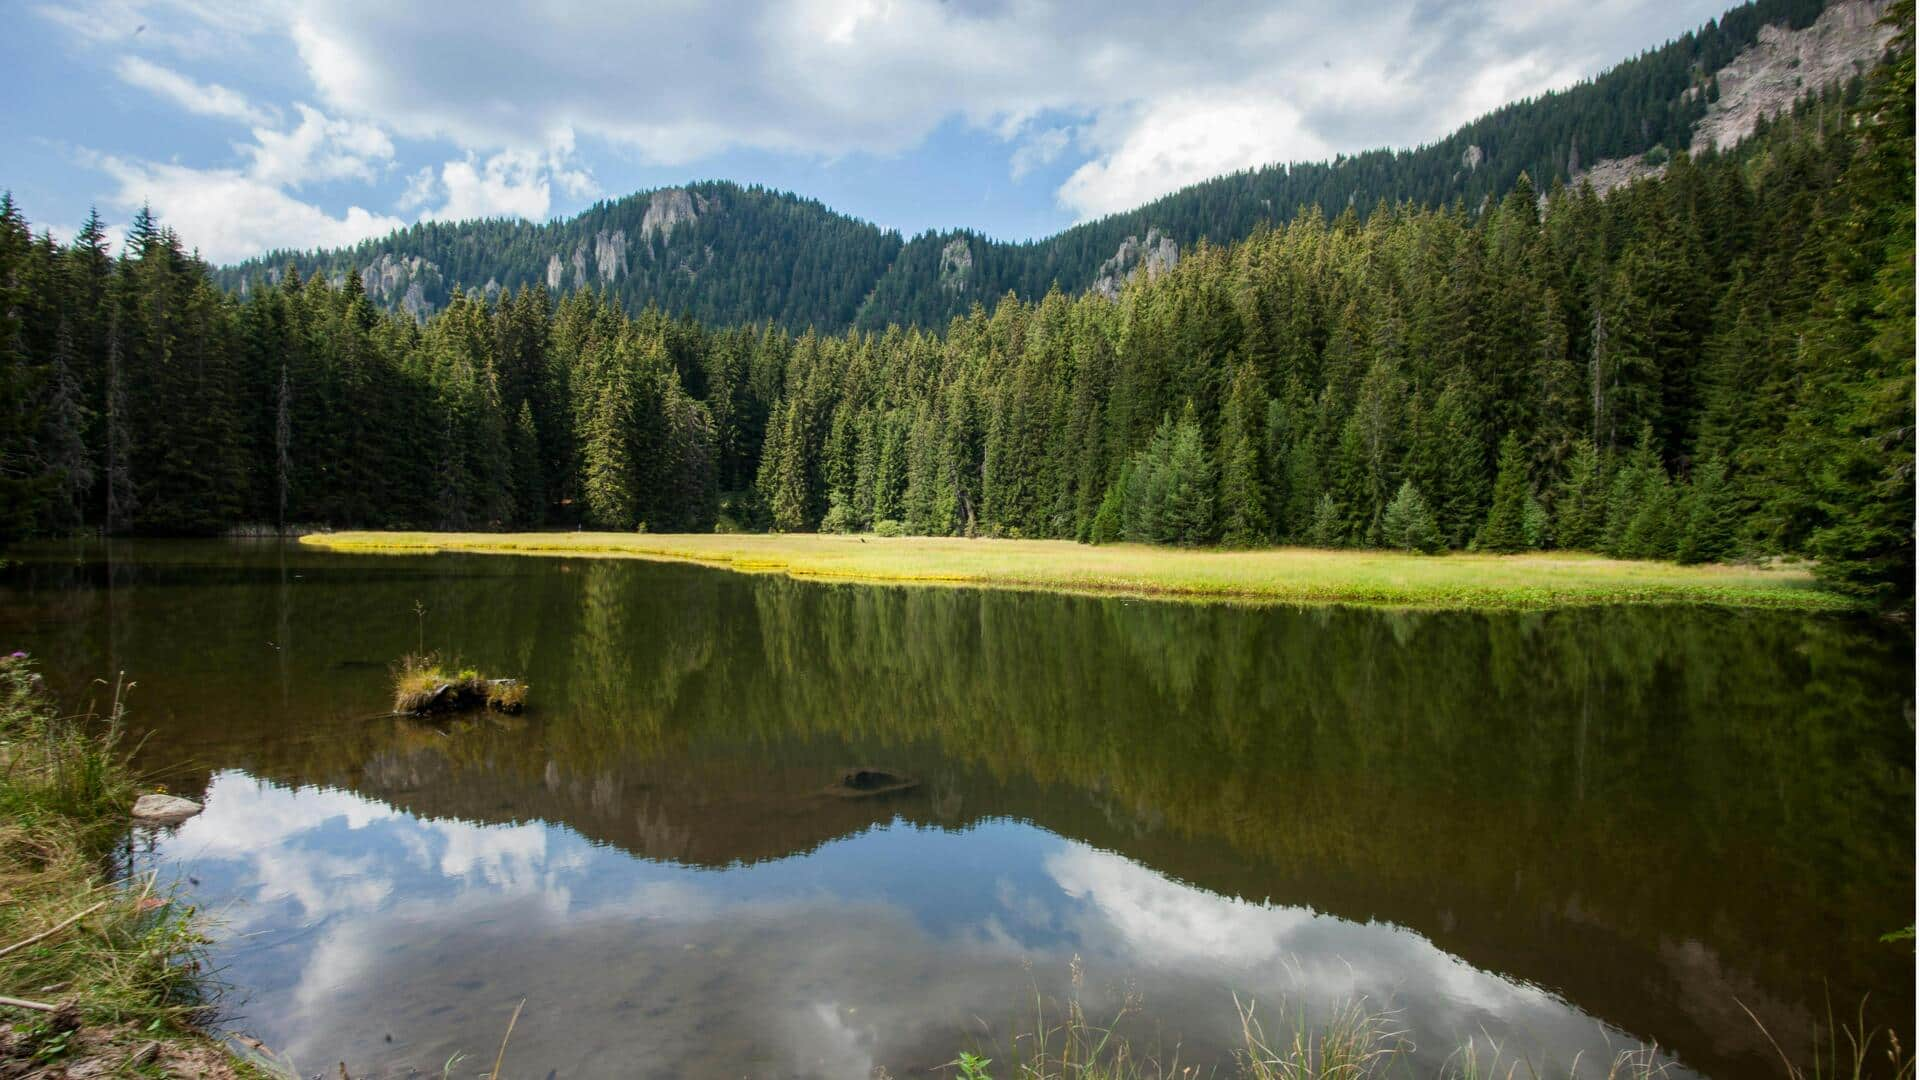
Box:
[0,4,1911,607]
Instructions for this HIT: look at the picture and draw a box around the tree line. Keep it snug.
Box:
[0,6,1910,605]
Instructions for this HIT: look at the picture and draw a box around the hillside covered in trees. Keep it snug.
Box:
[216,0,1866,333]
[1,2,1912,608]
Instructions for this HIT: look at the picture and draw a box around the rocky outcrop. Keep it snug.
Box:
[1691,0,1893,156]
[1570,152,1667,198]
[546,252,565,292]
[593,229,628,282]
[1091,228,1179,300]
[569,244,588,290]
[640,188,701,245]
[938,237,973,294]
[352,253,442,322]
[1572,0,1891,203]
[1461,144,1485,171]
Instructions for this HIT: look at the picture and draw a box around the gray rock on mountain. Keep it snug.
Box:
[1570,0,1892,200]
[594,229,628,282]
[938,237,973,294]
[640,188,702,244]
[1091,228,1179,300]
[1691,0,1893,156]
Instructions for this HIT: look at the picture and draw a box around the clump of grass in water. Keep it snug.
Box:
[391,653,527,715]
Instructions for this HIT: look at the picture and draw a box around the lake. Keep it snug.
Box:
[0,541,1911,1078]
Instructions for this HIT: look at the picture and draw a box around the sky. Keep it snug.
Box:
[2,0,1735,264]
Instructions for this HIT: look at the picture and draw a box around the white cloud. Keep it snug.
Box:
[428,150,555,223]
[114,56,274,126]
[276,0,1732,224]
[41,0,1738,252]
[87,152,405,262]
[1059,96,1336,219]
[243,103,393,189]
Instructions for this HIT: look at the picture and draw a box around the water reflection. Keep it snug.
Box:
[157,772,1683,1079]
[0,542,1911,1077]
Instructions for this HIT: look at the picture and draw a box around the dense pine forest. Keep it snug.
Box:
[219,0,1842,332]
[0,4,1911,607]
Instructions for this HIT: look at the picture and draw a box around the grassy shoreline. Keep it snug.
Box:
[301,531,1849,611]
[0,657,261,1077]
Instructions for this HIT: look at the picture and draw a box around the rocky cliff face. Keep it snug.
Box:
[1572,0,1892,198]
[938,237,973,294]
[639,187,704,244]
[1091,229,1179,300]
[1692,0,1893,155]
[352,252,440,322]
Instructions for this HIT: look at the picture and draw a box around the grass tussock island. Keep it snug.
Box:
[300,532,1849,611]
[392,654,529,715]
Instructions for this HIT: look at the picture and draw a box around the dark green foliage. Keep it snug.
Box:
[0,0,1907,609]
[1381,481,1445,553]
[1554,441,1608,550]
[1678,456,1740,563]
[1476,433,1533,552]
[1308,493,1346,548]
[1120,409,1216,546]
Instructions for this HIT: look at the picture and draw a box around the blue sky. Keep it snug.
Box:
[4,0,1732,264]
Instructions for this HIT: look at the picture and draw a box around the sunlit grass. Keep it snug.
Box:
[303,532,1849,611]
[392,653,527,714]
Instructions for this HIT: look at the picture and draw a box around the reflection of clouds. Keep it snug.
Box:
[175,771,397,856]
[158,774,1689,1079]
[1047,844,1314,967]
[1042,844,1690,1079]
[429,817,549,883]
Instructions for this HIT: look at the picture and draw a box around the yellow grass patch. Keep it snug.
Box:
[303,532,1847,611]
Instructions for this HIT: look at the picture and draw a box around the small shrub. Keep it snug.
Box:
[873,519,906,538]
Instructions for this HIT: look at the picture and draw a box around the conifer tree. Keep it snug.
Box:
[1217,364,1271,546]
[1476,433,1532,552]
[1553,440,1606,550]
[1676,456,1738,564]
[1382,480,1444,553]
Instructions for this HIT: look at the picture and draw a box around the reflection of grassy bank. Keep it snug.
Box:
[0,657,255,1077]
[301,531,1848,610]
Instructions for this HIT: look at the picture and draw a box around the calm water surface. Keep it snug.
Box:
[0,541,1911,1079]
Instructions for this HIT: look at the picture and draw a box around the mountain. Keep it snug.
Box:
[214,0,1889,333]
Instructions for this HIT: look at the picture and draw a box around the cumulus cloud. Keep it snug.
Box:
[277,0,1730,222]
[408,147,594,224]
[87,152,406,262]
[243,103,394,188]
[41,0,1733,253]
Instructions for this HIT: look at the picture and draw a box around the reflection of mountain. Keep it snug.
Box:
[2,544,1913,1077]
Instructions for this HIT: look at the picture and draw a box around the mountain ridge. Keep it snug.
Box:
[213,0,1888,331]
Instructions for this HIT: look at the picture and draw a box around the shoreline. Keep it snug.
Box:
[297,531,1851,611]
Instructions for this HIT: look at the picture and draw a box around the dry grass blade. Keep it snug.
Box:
[489,997,526,1080]
[0,898,109,960]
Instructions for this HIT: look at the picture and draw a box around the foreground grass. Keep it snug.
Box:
[947,961,1912,1080]
[303,531,1848,611]
[0,656,261,1077]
